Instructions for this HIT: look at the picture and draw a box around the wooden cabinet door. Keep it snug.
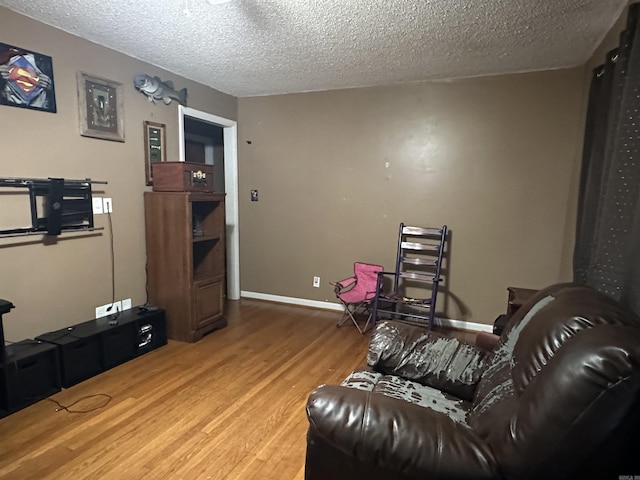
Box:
[192,279,223,329]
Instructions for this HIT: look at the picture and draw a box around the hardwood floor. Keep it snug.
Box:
[0,300,372,480]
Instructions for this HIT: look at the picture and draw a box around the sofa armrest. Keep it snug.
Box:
[306,385,498,479]
[367,321,488,401]
[475,331,501,351]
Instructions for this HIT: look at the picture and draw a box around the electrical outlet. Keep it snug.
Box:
[122,298,132,310]
[92,197,103,215]
[95,305,108,318]
[109,301,122,314]
[313,276,320,288]
[103,197,113,213]
[95,301,122,318]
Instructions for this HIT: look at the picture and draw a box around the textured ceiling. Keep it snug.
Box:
[0,0,629,97]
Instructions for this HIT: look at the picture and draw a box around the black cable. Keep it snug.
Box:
[47,393,112,413]
[108,210,115,306]
[145,260,150,305]
[105,210,119,320]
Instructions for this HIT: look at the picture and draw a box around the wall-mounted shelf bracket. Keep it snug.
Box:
[0,177,107,238]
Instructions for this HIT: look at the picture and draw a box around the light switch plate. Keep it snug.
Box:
[92,197,103,215]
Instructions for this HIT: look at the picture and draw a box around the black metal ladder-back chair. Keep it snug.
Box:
[371,223,447,330]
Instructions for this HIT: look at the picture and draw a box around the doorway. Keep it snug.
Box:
[184,117,224,192]
[178,105,240,300]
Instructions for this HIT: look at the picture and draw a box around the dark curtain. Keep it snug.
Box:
[574,3,640,317]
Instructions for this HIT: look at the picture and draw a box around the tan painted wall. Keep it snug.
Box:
[238,69,585,325]
[0,7,236,341]
[2,4,624,337]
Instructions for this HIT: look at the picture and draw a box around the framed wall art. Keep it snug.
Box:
[0,42,57,113]
[77,72,124,142]
[144,121,166,185]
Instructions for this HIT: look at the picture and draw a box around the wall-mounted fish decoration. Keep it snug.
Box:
[133,74,187,106]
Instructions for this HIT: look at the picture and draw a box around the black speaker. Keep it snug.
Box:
[0,340,61,417]
[101,320,137,369]
[134,308,167,355]
[36,328,103,388]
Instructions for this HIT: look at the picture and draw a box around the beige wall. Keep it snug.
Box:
[2,4,628,337]
[0,7,236,340]
[238,69,585,325]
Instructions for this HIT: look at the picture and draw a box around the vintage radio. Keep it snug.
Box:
[152,162,214,192]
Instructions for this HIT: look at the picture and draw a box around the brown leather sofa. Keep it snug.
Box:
[305,283,640,479]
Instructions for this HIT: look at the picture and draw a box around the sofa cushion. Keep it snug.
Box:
[373,375,471,425]
[367,321,487,401]
[341,367,472,425]
[340,368,383,392]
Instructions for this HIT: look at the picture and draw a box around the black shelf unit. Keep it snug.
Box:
[0,300,62,418]
[37,307,167,388]
[0,300,166,418]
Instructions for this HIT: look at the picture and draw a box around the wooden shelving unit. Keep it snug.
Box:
[144,192,227,342]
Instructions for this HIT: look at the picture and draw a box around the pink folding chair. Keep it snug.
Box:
[331,262,384,334]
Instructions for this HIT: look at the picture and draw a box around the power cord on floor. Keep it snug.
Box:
[47,393,112,413]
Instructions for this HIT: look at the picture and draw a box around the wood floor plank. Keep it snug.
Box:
[0,299,370,480]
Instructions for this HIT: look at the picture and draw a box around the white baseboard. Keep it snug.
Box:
[240,291,344,311]
[437,317,494,333]
[239,291,494,333]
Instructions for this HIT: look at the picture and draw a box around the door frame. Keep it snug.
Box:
[178,105,240,300]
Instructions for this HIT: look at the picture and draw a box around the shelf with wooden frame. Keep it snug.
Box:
[144,191,226,342]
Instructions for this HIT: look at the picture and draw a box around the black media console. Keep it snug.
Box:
[0,302,166,418]
[36,307,167,388]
